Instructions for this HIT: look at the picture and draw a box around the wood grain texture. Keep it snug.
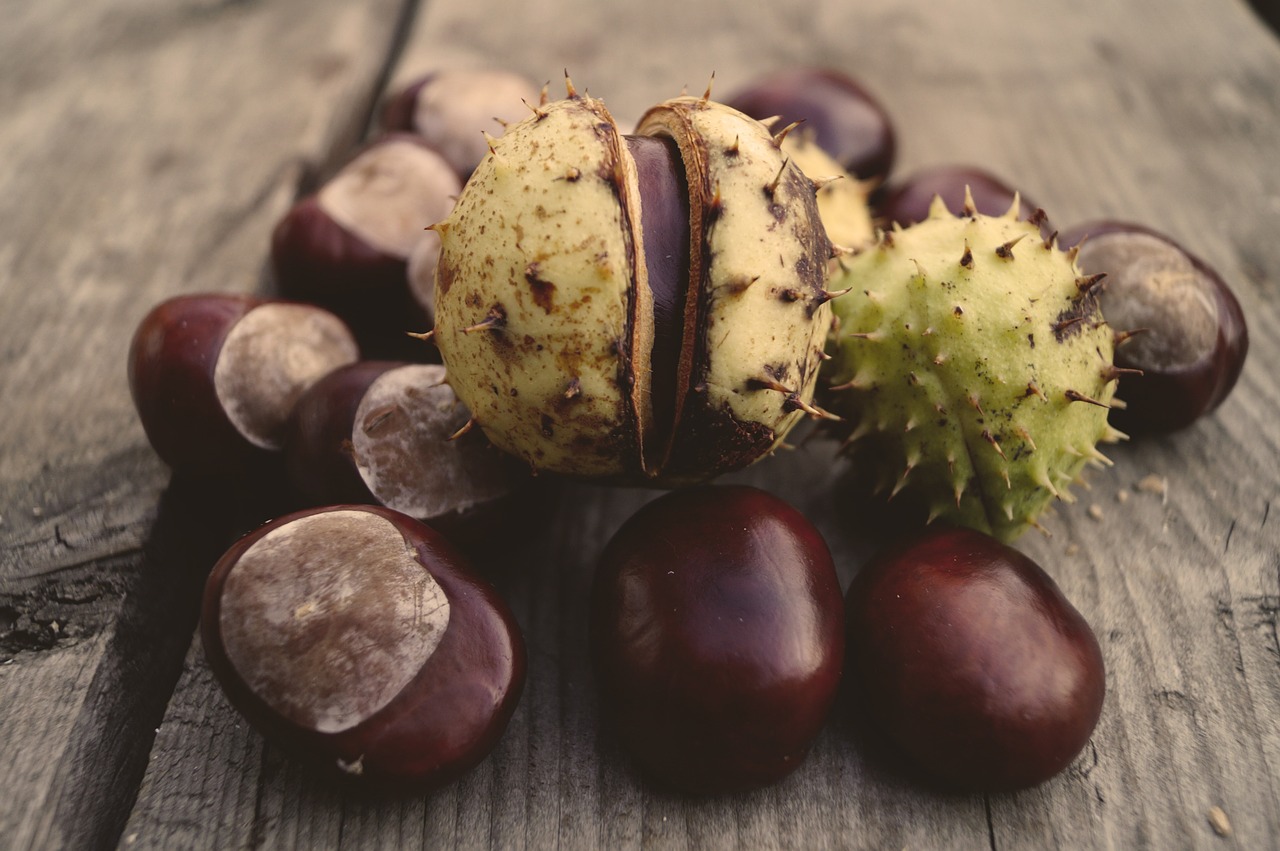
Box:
[5,0,1279,848]
[0,0,414,848]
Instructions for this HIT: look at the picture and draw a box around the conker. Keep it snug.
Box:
[201,504,525,790]
[381,68,543,181]
[726,67,896,184]
[1059,221,1248,432]
[876,165,1035,228]
[270,134,460,359]
[283,361,527,538]
[845,527,1105,792]
[591,486,844,794]
[128,293,359,477]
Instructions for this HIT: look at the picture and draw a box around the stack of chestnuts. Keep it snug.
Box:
[128,64,1247,795]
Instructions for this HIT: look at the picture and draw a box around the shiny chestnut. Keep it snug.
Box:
[591,486,844,794]
[270,134,459,359]
[201,504,525,790]
[1060,221,1248,432]
[282,360,528,552]
[845,527,1105,792]
[128,293,359,478]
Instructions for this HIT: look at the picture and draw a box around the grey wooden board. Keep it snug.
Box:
[0,0,414,848]
[1,0,1278,847]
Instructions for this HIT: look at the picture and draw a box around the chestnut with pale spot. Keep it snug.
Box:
[1059,221,1248,433]
[201,505,525,790]
[128,293,359,478]
[283,361,528,547]
[380,68,543,181]
[270,134,460,359]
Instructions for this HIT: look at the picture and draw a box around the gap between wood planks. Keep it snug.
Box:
[15,2,429,848]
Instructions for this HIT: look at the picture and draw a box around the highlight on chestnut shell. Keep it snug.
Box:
[200,504,526,791]
[591,485,845,795]
[844,526,1106,792]
[1059,220,1248,433]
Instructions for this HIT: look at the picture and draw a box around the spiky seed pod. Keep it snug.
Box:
[822,194,1125,541]
[433,84,833,485]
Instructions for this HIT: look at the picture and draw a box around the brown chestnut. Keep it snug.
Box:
[381,68,543,181]
[726,67,896,183]
[270,134,460,359]
[845,527,1105,792]
[591,486,844,794]
[1059,221,1248,432]
[876,164,1036,228]
[201,504,525,790]
[128,294,359,478]
[282,361,528,539]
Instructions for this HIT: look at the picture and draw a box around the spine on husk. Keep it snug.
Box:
[821,193,1127,541]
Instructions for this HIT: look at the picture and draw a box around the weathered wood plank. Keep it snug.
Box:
[116,0,1280,848]
[0,0,415,848]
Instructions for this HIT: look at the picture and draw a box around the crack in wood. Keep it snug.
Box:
[301,0,428,198]
[39,468,302,850]
[247,744,275,851]
[182,157,307,289]
[0,554,134,658]
[1245,591,1280,664]
[984,794,997,851]
[1152,689,1201,719]
[0,446,166,580]
[1215,598,1249,676]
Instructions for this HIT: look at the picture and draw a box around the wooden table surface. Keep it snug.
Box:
[3,1,1279,848]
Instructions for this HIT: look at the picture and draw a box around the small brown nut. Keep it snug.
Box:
[201,504,525,791]
[381,68,543,181]
[283,361,529,552]
[128,293,358,477]
[270,134,460,359]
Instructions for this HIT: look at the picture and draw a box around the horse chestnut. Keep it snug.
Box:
[201,505,525,790]
[591,486,844,794]
[845,527,1105,791]
[270,134,460,359]
[283,361,527,535]
[1059,221,1248,432]
[433,83,837,485]
[381,68,543,181]
[128,294,359,477]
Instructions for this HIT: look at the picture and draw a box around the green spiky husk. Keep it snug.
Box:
[822,198,1124,541]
